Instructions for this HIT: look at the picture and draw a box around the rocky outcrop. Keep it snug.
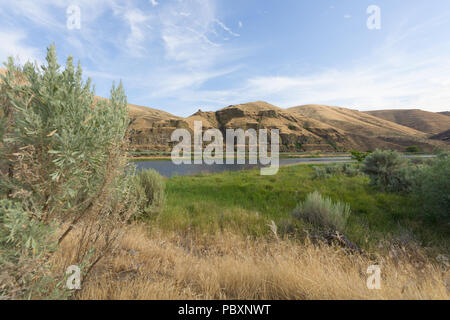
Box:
[127,101,449,152]
[431,129,450,142]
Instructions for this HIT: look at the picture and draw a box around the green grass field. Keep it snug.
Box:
[147,164,448,252]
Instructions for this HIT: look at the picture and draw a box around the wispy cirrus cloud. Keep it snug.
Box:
[1,0,448,115]
[0,30,40,64]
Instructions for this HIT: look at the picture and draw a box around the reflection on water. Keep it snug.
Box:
[133,155,434,177]
[133,157,352,177]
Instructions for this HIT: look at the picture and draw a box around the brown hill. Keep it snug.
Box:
[1,66,447,152]
[366,109,450,135]
[289,105,426,137]
[126,103,190,151]
[185,101,349,152]
[287,104,445,152]
[430,129,450,143]
[439,111,450,117]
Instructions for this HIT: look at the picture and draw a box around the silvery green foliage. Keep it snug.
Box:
[361,149,412,192]
[413,154,450,222]
[293,191,350,233]
[133,169,166,217]
[0,44,129,221]
[0,45,133,299]
[312,163,359,179]
[0,199,70,299]
[312,166,329,179]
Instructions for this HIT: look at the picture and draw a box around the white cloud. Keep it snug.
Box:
[161,12,450,113]
[185,50,450,112]
[0,30,40,64]
[158,0,240,69]
[214,19,240,37]
[122,8,152,57]
[150,0,159,7]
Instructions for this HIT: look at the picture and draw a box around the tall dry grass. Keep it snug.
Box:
[54,225,449,300]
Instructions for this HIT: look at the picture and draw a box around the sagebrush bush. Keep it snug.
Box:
[325,164,341,175]
[412,154,450,223]
[312,166,329,179]
[0,199,66,299]
[0,45,138,298]
[341,163,359,177]
[134,169,166,217]
[292,191,350,232]
[361,149,412,192]
[312,163,359,179]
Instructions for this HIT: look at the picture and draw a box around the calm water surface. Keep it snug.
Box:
[133,155,434,177]
[133,157,352,177]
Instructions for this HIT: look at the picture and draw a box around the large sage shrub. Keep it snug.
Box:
[361,149,413,192]
[0,45,137,298]
[412,154,450,223]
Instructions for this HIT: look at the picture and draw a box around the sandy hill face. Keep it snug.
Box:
[186,101,350,152]
[366,109,450,135]
[431,129,450,142]
[90,97,190,151]
[439,111,450,117]
[287,104,446,152]
[126,103,190,151]
[289,105,426,137]
[1,66,447,152]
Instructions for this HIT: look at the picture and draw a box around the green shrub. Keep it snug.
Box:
[350,150,371,162]
[325,164,341,175]
[412,155,450,222]
[292,191,350,232]
[361,149,412,192]
[341,163,359,177]
[312,166,329,179]
[134,169,166,217]
[405,146,420,153]
[0,45,137,298]
[0,199,70,299]
[313,163,359,179]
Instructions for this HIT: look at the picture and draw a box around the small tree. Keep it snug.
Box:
[405,146,420,153]
[350,149,371,162]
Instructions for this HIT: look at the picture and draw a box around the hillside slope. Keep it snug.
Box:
[366,109,450,135]
[1,67,446,152]
[126,103,190,151]
[287,104,445,151]
[186,101,349,152]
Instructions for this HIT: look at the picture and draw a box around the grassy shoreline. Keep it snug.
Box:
[147,163,448,253]
[73,163,449,299]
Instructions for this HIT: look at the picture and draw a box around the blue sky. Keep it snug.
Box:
[1,0,450,116]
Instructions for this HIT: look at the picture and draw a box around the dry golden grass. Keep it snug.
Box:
[367,109,450,135]
[288,104,427,137]
[54,225,449,300]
